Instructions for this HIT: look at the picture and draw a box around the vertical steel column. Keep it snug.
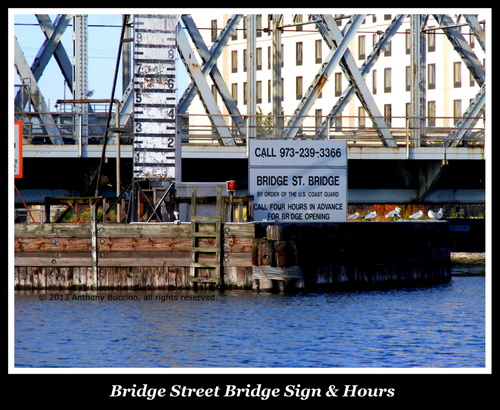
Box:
[246,14,257,139]
[122,16,132,97]
[410,15,426,147]
[271,14,283,136]
[73,15,89,139]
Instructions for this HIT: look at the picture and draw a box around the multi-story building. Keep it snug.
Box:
[184,12,486,138]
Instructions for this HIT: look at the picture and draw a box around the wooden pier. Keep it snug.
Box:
[14,218,452,292]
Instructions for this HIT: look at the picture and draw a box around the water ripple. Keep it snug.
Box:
[14,276,485,368]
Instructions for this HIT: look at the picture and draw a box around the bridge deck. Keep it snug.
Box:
[22,141,484,161]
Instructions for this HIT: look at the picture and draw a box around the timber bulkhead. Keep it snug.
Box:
[14,220,451,292]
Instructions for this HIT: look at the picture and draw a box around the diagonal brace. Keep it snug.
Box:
[315,14,396,147]
[281,14,365,139]
[178,15,246,135]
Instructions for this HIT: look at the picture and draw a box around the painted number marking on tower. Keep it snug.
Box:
[133,14,179,181]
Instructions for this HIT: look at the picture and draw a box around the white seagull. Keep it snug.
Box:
[84,90,94,97]
[348,212,360,220]
[173,211,180,224]
[364,211,377,220]
[408,210,423,220]
[385,207,401,219]
[428,208,443,219]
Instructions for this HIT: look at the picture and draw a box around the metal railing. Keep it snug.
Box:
[15,111,485,148]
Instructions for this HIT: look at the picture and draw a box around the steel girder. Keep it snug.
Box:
[14,14,107,141]
[462,14,485,52]
[314,14,407,144]
[271,14,283,134]
[14,14,72,112]
[177,22,236,146]
[281,14,366,140]
[444,83,486,148]
[433,14,485,86]
[178,14,246,137]
[14,36,64,144]
[313,14,396,147]
[431,14,486,147]
[411,15,427,147]
[246,15,257,139]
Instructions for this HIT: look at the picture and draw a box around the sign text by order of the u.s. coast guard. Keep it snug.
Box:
[249,139,347,222]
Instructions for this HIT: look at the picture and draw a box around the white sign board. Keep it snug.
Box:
[249,140,347,222]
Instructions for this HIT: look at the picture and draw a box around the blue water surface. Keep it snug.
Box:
[14,276,486,369]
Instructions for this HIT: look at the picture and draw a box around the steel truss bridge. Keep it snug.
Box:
[13,13,487,205]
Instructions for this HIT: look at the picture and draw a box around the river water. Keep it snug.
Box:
[13,267,487,370]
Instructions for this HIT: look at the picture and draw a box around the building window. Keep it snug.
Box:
[231,50,238,73]
[315,109,322,130]
[256,14,262,37]
[267,15,273,36]
[267,80,271,103]
[231,83,238,104]
[405,29,411,54]
[428,101,436,127]
[243,49,247,72]
[428,64,436,89]
[211,19,218,42]
[470,72,475,87]
[454,99,462,124]
[428,28,436,52]
[315,40,322,63]
[267,47,271,70]
[296,76,303,100]
[372,70,377,94]
[405,66,411,91]
[358,107,366,129]
[211,84,218,104]
[256,81,262,104]
[453,62,462,87]
[294,14,303,31]
[243,82,247,105]
[384,104,392,126]
[384,14,391,21]
[296,42,303,66]
[384,68,392,93]
[384,40,392,57]
[331,72,341,97]
[231,23,238,41]
[256,47,262,70]
[358,35,365,60]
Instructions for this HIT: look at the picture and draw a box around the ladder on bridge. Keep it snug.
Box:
[189,186,223,287]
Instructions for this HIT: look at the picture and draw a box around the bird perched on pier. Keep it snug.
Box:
[428,208,443,219]
[385,207,401,220]
[348,212,359,220]
[173,211,181,224]
[408,210,423,220]
[364,211,377,220]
